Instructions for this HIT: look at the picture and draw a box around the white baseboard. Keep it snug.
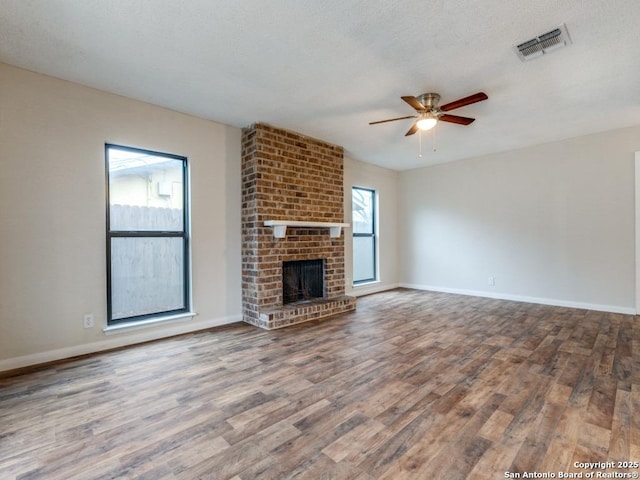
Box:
[4,285,633,373]
[349,283,400,297]
[0,314,241,373]
[399,283,636,315]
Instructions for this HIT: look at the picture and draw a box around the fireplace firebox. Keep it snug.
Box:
[283,259,324,305]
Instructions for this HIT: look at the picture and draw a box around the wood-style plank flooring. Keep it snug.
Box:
[1,289,639,479]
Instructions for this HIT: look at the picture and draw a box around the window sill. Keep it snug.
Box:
[103,312,197,335]
[353,280,380,288]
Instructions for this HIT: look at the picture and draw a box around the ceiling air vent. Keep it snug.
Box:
[513,23,572,61]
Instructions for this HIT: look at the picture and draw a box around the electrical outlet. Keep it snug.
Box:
[488,276,495,286]
[83,313,94,329]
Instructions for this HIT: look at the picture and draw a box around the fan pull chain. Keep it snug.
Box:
[432,127,437,152]
[418,130,423,158]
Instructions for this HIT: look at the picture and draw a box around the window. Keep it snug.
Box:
[352,187,377,284]
[106,144,190,325]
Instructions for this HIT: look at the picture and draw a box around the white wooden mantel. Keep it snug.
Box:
[264,220,350,239]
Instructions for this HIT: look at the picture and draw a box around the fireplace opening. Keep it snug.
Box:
[283,259,325,305]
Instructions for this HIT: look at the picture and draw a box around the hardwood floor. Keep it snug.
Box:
[1,289,638,479]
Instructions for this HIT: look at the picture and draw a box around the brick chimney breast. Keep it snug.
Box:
[241,123,356,329]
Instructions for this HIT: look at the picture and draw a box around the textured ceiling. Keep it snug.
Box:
[1,0,639,170]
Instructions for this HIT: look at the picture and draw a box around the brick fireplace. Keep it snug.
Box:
[241,123,356,329]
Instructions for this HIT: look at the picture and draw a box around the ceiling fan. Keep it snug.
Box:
[370,92,488,136]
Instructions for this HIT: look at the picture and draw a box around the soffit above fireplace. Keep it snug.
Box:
[264,220,350,239]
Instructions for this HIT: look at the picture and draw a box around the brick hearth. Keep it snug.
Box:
[241,123,356,329]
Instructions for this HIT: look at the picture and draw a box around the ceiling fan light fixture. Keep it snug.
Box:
[370,91,486,136]
[416,113,437,131]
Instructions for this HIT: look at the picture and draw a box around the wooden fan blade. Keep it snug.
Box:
[439,114,475,125]
[401,96,425,111]
[440,92,488,112]
[369,115,416,125]
[405,122,419,136]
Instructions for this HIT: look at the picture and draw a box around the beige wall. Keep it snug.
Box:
[398,125,640,313]
[344,157,400,296]
[3,60,637,371]
[0,63,242,370]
